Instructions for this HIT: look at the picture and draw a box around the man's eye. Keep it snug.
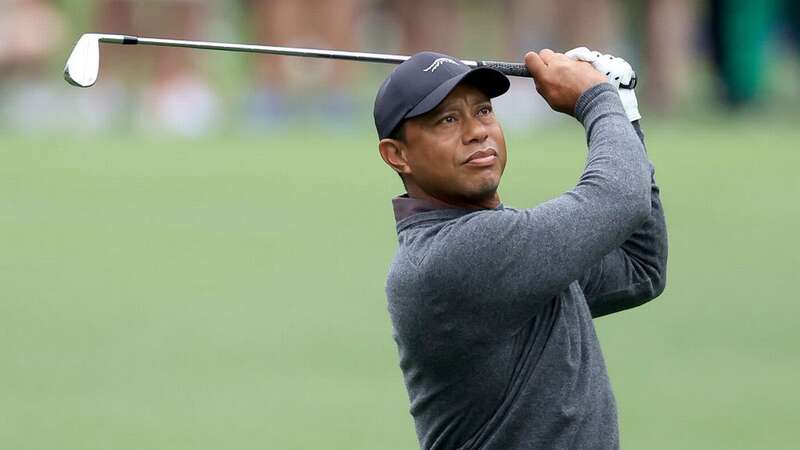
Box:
[440,115,456,124]
[478,106,493,116]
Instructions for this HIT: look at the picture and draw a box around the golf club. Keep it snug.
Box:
[64,33,638,89]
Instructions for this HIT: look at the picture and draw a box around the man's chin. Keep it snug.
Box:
[473,178,501,198]
[460,182,500,205]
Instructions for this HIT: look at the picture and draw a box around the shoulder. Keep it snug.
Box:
[390,207,525,280]
[425,207,526,260]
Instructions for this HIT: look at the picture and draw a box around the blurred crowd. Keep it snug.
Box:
[1,0,798,135]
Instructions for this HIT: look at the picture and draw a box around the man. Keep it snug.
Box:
[374,48,667,450]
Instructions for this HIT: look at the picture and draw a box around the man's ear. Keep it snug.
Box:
[378,139,412,176]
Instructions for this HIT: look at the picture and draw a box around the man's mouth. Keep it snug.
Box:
[465,148,497,166]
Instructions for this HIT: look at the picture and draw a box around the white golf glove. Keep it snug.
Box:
[565,47,641,122]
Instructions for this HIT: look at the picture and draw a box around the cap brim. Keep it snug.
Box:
[405,67,510,119]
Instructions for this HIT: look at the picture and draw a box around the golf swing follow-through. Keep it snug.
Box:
[64,32,665,450]
[374,48,666,450]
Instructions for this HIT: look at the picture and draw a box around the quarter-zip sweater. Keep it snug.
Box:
[385,83,668,450]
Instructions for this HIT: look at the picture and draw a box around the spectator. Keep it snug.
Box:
[93,0,220,135]
[0,0,66,131]
[245,0,361,128]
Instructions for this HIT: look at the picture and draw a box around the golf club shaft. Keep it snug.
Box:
[99,34,533,78]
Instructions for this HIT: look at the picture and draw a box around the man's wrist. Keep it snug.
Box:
[574,82,624,124]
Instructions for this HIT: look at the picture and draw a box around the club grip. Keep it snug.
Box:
[478,60,638,90]
[479,60,531,78]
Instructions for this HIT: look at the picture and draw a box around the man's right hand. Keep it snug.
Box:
[524,49,608,116]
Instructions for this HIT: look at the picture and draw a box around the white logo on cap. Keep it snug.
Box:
[423,57,459,73]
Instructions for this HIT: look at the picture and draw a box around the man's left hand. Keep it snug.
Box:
[565,47,641,122]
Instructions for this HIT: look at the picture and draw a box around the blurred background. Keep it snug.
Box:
[2,0,799,134]
[1,0,798,449]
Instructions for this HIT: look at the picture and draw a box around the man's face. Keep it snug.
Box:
[400,83,507,205]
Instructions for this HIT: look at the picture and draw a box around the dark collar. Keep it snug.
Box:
[391,194,451,222]
[391,193,504,227]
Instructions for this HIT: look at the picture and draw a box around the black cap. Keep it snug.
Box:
[373,51,510,139]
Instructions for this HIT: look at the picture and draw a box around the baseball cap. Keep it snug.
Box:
[373,51,510,139]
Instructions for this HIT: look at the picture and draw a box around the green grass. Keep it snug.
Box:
[1,119,798,449]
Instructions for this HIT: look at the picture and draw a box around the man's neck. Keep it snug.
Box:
[406,185,501,210]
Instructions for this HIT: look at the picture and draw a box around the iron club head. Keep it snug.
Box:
[64,34,101,87]
[64,34,128,87]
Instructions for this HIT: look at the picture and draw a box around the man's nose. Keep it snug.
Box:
[462,116,489,145]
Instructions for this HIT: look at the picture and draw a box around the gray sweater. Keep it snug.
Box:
[385,83,668,450]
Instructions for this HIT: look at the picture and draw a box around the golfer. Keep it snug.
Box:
[374,48,668,450]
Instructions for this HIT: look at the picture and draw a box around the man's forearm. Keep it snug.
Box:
[581,120,669,317]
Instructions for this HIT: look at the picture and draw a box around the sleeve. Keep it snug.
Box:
[579,121,668,317]
[419,84,652,339]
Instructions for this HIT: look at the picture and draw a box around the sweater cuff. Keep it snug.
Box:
[574,82,627,125]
